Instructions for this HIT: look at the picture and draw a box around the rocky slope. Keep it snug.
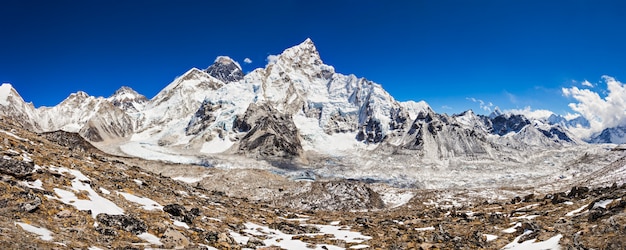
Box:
[0,117,625,249]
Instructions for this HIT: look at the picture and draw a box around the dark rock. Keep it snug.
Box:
[204,231,219,243]
[96,214,147,235]
[163,204,199,224]
[204,56,244,83]
[523,193,536,202]
[235,103,303,158]
[488,213,506,224]
[95,225,118,236]
[163,204,186,217]
[490,114,530,136]
[551,192,570,204]
[511,196,522,204]
[19,195,41,213]
[568,186,590,199]
[0,158,34,179]
[186,100,223,136]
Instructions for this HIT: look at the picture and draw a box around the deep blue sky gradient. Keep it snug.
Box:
[1,0,625,115]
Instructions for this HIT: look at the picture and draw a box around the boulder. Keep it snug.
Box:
[96,214,147,235]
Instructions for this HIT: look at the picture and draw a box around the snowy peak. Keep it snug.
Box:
[488,107,503,119]
[108,86,147,113]
[0,83,40,131]
[109,86,145,101]
[272,38,323,68]
[0,83,24,106]
[205,56,244,83]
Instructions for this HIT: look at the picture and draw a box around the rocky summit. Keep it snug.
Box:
[0,39,625,249]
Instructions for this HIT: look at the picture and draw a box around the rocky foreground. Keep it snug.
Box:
[0,118,625,249]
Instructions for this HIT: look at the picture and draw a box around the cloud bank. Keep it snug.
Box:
[506,106,554,120]
[563,75,626,139]
[243,58,252,64]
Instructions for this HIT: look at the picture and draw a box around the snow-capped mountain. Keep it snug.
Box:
[589,126,626,144]
[0,83,40,131]
[547,114,590,129]
[0,39,582,163]
[107,86,148,113]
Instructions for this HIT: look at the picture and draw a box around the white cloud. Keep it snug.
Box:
[581,80,594,87]
[466,97,493,112]
[562,75,626,139]
[563,112,581,120]
[506,106,554,120]
[243,58,252,64]
[266,54,279,64]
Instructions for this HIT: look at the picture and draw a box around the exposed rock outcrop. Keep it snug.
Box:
[234,103,303,158]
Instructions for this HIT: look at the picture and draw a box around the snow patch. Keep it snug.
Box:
[15,222,53,241]
[99,187,111,195]
[484,234,498,242]
[502,232,562,250]
[117,191,163,211]
[566,204,589,217]
[502,223,521,233]
[21,179,43,190]
[137,232,162,245]
[0,130,27,141]
[172,220,189,229]
[592,199,616,209]
[48,166,124,218]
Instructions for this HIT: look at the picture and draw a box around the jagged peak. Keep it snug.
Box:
[271,38,322,67]
[489,106,503,119]
[205,56,244,83]
[212,56,241,70]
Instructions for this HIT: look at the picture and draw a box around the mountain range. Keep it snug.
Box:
[0,39,622,186]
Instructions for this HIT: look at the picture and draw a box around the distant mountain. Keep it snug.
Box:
[589,126,626,144]
[0,39,582,163]
[547,114,590,128]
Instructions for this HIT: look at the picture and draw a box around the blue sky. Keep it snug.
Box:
[1,0,625,116]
